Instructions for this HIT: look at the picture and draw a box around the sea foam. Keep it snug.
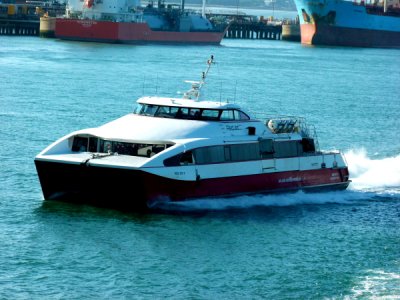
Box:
[346,149,400,192]
[156,149,400,211]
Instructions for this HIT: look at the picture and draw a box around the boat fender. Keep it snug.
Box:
[196,174,201,182]
[321,162,326,168]
[333,161,338,168]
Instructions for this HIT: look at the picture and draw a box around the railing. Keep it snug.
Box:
[250,112,320,150]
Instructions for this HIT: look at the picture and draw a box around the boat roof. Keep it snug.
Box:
[137,96,243,110]
[79,113,264,143]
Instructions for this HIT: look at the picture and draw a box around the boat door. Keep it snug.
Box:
[259,138,275,172]
[177,150,198,181]
[262,158,275,172]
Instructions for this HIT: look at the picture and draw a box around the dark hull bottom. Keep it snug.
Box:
[301,23,400,48]
[35,160,350,211]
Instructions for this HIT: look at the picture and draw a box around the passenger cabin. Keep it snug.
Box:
[69,97,318,165]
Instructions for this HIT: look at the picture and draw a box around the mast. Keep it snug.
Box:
[202,0,206,18]
[181,0,185,12]
[183,55,215,101]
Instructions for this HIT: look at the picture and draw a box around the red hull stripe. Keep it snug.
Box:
[153,168,349,201]
[55,19,225,44]
[301,23,400,48]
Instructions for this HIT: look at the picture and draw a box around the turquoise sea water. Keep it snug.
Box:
[1,36,399,298]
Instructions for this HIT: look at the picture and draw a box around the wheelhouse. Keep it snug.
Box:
[133,102,251,121]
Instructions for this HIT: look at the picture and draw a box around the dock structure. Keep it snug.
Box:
[225,21,282,40]
[0,19,38,35]
[281,16,300,41]
[208,14,283,40]
[0,2,64,36]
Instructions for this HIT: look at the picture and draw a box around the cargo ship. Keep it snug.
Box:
[54,0,227,44]
[294,0,400,48]
[34,56,351,211]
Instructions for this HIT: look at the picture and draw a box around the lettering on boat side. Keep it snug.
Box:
[226,125,242,131]
[77,20,97,27]
[278,177,301,183]
[330,172,339,181]
[174,171,186,176]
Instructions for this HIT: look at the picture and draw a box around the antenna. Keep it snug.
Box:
[155,74,159,94]
[219,80,222,104]
[233,80,237,104]
[183,55,215,101]
[142,75,145,96]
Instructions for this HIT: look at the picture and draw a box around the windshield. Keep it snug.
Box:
[133,104,250,121]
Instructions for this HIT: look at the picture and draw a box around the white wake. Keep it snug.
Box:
[346,149,400,193]
[155,149,400,211]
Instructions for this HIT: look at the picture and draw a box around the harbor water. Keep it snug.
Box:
[1,36,399,298]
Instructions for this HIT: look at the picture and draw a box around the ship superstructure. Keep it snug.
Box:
[55,0,227,44]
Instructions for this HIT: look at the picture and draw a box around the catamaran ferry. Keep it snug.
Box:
[35,56,350,210]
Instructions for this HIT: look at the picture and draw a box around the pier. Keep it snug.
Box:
[208,14,284,40]
[281,17,300,41]
[0,18,38,35]
[0,2,64,36]
[225,21,282,40]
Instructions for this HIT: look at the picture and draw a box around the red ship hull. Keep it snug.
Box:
[35,160,350,211]
[55,18,226,44]
[301,23,400,48]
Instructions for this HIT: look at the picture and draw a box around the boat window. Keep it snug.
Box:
[154,106,170,117]
[169,107,180,116]
[180,151,194,165]
[134,105,249,122]
[88,137,98,152]
[176,107,189,119]
[273,141,302,158]
[194,146,225,164]
[189,108,201,119]
[224,146,231,161]
[97,139,174,157]
[229,143,260,161]
[164,143,262,166]
[114,142,139,156]
[154,106,168,116]
[103,140,113,153]
[220,110,235,121]
[133,103,144,114]
[201,109,220,120]
[301,138,315,153]
[163,151,194,167]
[72,136,88,152]
[153,106,179,118]
[259,139,274,159]
[142,104,158,116]
[234,110,250,120]
[164,154,181,166]
[192,143,261,164]
[72,136,173,157]
[175,108,201,120]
